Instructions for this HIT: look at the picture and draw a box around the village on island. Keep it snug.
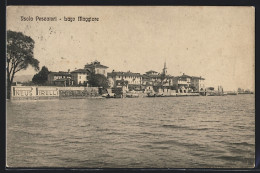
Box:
[11,60,253,100]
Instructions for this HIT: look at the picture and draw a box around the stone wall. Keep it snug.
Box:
[11,86,99,100]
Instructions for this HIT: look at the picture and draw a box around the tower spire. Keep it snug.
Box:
[162,59,167,75]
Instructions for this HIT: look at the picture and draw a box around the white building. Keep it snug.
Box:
[191,76,206,92]
[107,71,142,90]
[84,60,109,77]
[71,69,90,85]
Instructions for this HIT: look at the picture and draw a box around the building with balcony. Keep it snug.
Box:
[191,76,205,92]
[173,73,192,93]
[173,73,205,93]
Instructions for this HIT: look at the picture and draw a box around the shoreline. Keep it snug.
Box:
[7,93,253,101]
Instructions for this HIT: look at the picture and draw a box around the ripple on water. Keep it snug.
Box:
[6,95,255,168]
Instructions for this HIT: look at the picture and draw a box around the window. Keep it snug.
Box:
[97,69,99,73]
[79,76,81,79]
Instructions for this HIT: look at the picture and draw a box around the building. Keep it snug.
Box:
[107,71,142,91]
[70,69,90,86]
[84,60,109,77]
[142,71,161,86]
[173,73,205,93]
[162,61,167,76]
[160,62,174,87]
[53,78,71,87]
[47,71,72,86]
[173,73,192,93]
[191,76,205,92]
[145,70,159,76]
[142,62,174,88]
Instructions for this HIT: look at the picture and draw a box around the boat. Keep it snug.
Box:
[227,92,238,95]
[102,93,115,98]
[126,93,139,98]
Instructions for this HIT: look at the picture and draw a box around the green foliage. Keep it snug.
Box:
[170,84,178,90]
[87,73,109,89]
[32,66,50,85]
[160,73,166,81]
[6,30,40,98]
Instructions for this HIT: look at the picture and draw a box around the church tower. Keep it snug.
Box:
[162,61,167,75]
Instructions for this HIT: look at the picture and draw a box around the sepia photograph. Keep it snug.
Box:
[6,6,255,168]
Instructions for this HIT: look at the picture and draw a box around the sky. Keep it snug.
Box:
[7,6,255,91]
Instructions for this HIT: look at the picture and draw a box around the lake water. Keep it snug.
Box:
[6,95,255,168]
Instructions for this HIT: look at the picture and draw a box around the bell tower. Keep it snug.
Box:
[162,61,167,75]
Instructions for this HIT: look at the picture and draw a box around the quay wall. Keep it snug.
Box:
[11,86,99,100]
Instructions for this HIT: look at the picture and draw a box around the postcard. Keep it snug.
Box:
[6,6,255,168]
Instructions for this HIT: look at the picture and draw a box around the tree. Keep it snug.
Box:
[170,84,178,90]
[32,66,50,85]
[6,30,39,99]
[87,73,109,89]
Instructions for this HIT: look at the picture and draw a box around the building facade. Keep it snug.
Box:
[71,69,90,85]
[173,73,192,93]
[47,71,72,86]
[173,73,205,93]
[142,62,174,88]
[84,60,109,77]
[191,76,205,92]
[107,71,142,90]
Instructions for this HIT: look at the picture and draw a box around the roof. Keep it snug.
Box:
[146,70,158,74]
[85,61,108,69]
[85,64,108,69]
[191,76,205,80]
[49,71,71,76]
[176,74,192,79]
[176,74,205,80]
[71,69,90,73]
[143,74,174,79]
[146,74,161,78]
[141,74,151,79]
[108,71,141,77]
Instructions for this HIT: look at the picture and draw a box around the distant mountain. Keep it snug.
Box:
[13,75,33,82]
